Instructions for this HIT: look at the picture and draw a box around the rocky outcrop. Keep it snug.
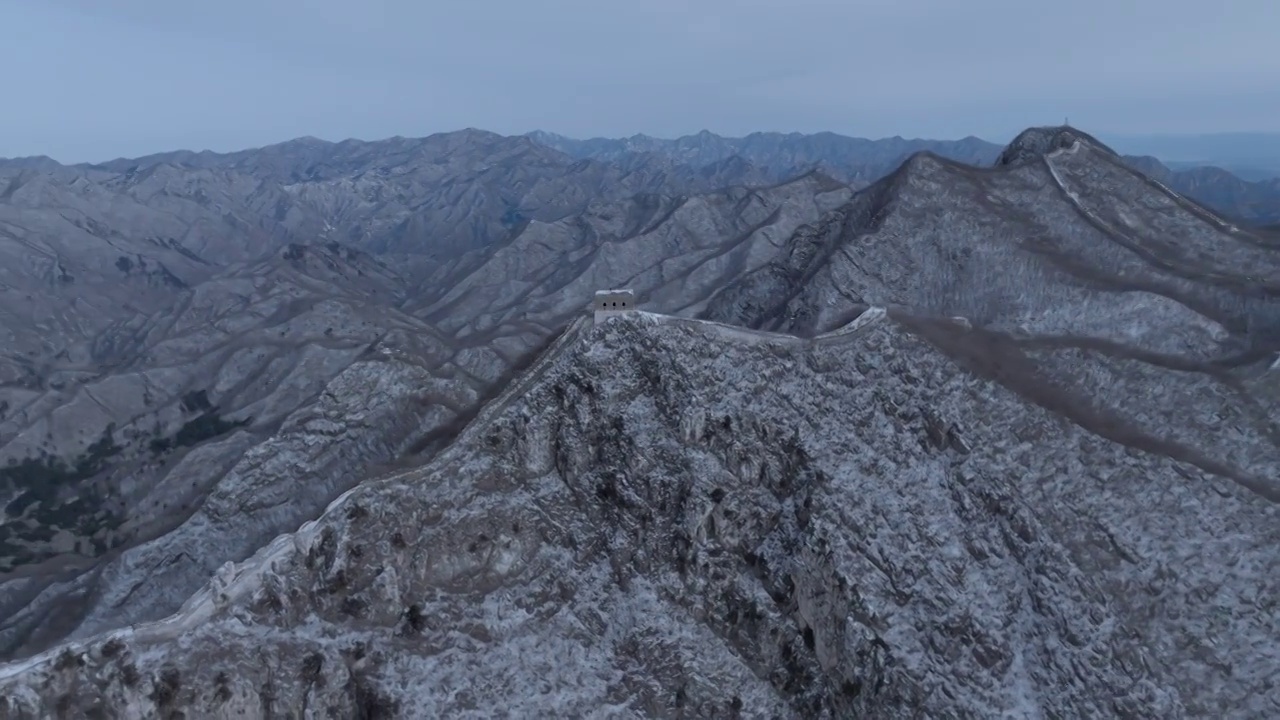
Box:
[1,312,1276,717]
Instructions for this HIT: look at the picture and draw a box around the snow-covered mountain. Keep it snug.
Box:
[1,125,1279,717]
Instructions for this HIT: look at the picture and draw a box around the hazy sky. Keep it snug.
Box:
[2,0,1278,162]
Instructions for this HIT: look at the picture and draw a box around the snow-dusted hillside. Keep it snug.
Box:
[1,310,1278,717]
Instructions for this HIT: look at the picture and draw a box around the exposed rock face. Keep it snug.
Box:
[1,312,1276,718]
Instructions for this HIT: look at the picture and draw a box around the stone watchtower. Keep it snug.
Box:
[593,289,636,324]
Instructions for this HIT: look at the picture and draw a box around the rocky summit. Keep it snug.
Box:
[1,125,1279,718]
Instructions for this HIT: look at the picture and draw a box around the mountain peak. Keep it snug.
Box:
[995,125,1118,167]
[525,130,572,145]
[0,154,65,172]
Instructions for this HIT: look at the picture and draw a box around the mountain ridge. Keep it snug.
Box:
[0,149,850,662]
[2,306,1276,716]
[528,126,1280,226]
[1,123,1280,716]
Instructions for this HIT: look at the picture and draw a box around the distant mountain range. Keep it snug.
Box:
[527,129,1280,226]
[1106,131,1280,180]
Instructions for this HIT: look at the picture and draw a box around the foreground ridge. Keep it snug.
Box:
[2,307,1277,717]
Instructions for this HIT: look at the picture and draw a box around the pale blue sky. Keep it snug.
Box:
[2,0,1278,162]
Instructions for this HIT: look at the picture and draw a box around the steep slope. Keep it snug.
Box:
[0,130,778,388]
[0,165,237,385]
[1,128,783,390]
[706,126,1280,349]
[0,243,486,660]
[1,311,1276,717]
[704,127,1280,505]
[415,172,852,336]
[0,168,847,661]
[87,130,776,262]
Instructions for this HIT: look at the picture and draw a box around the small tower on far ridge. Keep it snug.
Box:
[593,289,636,324]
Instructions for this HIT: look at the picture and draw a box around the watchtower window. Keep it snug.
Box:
[593,291,636,316]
